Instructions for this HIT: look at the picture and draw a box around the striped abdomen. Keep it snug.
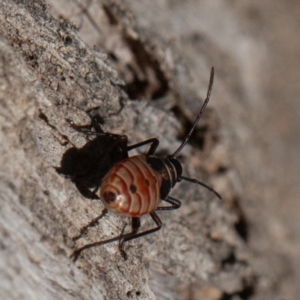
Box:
[100,155,162,217]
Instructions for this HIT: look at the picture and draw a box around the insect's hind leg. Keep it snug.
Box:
[118,212,162,259]
[70,212,162,261]
[118,217,140,260]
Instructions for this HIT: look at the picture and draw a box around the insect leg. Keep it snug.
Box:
[126,212,162,240]
[156,196,181,211]
[70,212,162,261]
[118,212,162,259]
[119,212,162,260]
[118,217,140,260]
[127,138,159,155]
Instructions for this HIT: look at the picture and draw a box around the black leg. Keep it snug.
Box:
[127,138,159,155]
[119,217,140,260]
[70,212,162,261]
[156,196,181,211]
[180,176,222,200]
[117,212,162,244]
[114,213,162,259]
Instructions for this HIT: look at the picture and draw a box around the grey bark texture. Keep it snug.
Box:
[0,0,299,299]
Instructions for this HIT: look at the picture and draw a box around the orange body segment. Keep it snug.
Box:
[100,155,162,217]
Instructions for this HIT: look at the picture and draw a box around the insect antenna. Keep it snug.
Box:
[180,176,222,200]
[170,67,214,159]
[169,67,221,200]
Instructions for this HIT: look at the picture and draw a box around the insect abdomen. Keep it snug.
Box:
[100,155,162,217]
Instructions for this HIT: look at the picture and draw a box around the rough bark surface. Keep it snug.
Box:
[0,1,299,300]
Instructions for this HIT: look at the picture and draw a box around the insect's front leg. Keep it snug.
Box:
[127,138,159,155]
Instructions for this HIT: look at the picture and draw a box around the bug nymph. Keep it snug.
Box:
[71,67,221,260]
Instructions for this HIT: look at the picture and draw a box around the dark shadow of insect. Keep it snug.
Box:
[67,67,221,261]
[57,117,127,200]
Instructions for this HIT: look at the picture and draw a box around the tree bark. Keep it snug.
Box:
[0,1,299,299]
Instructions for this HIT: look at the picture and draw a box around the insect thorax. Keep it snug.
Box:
[146,156,182,199]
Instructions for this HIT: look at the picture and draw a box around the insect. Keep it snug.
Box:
[71,67,221,260]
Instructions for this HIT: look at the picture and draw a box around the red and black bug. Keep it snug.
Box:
[70,67,221,260]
